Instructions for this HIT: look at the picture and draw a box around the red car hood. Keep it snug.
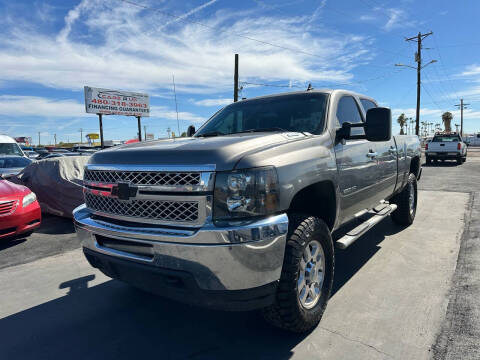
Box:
[0,180,29,201]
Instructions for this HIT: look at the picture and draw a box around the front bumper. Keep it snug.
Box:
[0,202,41,239]
[73,205,289,310]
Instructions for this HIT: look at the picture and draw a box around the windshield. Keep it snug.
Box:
[432,135,460,142]
[0,143,24,156]
[0,156,32,168]
[195,93,328,137]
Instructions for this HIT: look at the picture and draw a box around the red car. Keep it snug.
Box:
[0,179,41,239]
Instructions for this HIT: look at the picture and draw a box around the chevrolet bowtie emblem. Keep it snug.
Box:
[111,182,138,200]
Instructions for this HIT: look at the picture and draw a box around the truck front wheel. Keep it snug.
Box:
[262,215,334,333]
[391,173,417,226]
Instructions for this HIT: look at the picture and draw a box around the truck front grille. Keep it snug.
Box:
[84,170,201,186]
[85,193,199,223]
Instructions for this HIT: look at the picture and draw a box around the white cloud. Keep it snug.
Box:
[383,9,405,31]
[150,106,205,123]
[0,0,373,94]
[0,95,86,117]
[193,98,232,106]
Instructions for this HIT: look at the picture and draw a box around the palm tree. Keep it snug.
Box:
[397,113,407,135]
[442,112,453,133]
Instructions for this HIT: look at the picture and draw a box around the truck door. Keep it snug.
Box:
[360,99,398,202]
[334,96,379,222]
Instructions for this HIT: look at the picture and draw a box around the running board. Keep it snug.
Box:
[335,204,398,249]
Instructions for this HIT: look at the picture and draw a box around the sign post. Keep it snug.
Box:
[84,86,150,146]
[137,116,142,142]
[99,113,104,148]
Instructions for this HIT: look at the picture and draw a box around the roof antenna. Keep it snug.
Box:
[306,83,313,91]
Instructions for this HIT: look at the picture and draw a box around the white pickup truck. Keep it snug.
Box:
[425,133,467,165]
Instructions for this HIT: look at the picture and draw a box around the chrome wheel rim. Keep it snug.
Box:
[297,240,325,309]
[408,182,415,215]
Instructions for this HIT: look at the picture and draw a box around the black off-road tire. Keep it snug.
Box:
[426,156,432,165]
[261,215,334,333]
[390,173,417,226]
[462,156,467,163]
[457,157,463,165]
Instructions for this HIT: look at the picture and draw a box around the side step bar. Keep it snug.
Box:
[335,204,397,249]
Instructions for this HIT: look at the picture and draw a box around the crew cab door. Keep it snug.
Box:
[334,96,380,222]
[360,99,398,201]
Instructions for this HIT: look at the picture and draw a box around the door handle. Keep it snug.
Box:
[366,152,378,158]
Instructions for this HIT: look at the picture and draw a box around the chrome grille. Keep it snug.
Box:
[84,170,201,186]
[85,193,199,223]
[0,200,17,217]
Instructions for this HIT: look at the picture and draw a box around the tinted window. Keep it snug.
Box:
[360,99,377,112]
[336,96,364,136]
[0,143,24,156]
[432,135,460,142]
[195,93,328,136]
[0,157,32,168]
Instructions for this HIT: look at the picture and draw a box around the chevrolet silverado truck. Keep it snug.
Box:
[425,133,467,165]
[74,90,421,332]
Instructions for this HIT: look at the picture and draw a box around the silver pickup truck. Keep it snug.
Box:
[74,89,421,332]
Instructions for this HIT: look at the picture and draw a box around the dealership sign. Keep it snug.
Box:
[84,86,150,117]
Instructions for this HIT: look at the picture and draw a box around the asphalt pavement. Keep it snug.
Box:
[0,149,479,359]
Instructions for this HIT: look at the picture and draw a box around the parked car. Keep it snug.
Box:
[0,135,26,157]
[0,179,41,240]
[25,151,40,159]
[41,152,89,160]
[74,89,421,332]
[0,156,32,178]
[425,133,467,164]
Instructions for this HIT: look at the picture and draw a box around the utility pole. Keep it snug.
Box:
[144,125,147,141]
[38,132,41,147]
[454,99,470,137]
[234,54,239,102]
[79,128,83,144]
[54,134,57,146]
[396,31,435,136]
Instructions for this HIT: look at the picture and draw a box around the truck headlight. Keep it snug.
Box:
[22,192,37,207]
[213,166,280,221]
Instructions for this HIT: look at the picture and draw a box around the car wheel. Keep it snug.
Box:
[391,173,417,226]
[462,156,466,163]
[262,215,334,333]
[457,157,462,165]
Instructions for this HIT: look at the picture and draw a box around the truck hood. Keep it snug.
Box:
[89,132,308,171]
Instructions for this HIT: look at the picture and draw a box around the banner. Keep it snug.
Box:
[84,86,150,117]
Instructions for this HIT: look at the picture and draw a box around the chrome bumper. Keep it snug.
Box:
[73,205,288,291]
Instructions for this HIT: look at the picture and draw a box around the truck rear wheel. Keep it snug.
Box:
[391,173,417,226]
[262,215,334,333]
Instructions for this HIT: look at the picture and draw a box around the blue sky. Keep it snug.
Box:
[1,0,480,144]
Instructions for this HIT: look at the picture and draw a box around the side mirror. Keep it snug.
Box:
[365,107,391,142]
[187,125,196,137]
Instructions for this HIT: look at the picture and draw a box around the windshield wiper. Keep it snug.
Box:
[232,127,287,134]
[196,131,225,138]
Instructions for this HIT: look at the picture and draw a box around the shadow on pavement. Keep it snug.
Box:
[332,217,405,296]
[0,218,403,360]
[35,214,75,235]
[0,238,27,251]
[423,161,460,167]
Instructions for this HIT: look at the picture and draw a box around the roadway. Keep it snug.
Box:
[0,150,479,359]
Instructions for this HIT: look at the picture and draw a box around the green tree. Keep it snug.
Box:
[181,132,187,137]
[442,112,453,133]
[397,113,407,135]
